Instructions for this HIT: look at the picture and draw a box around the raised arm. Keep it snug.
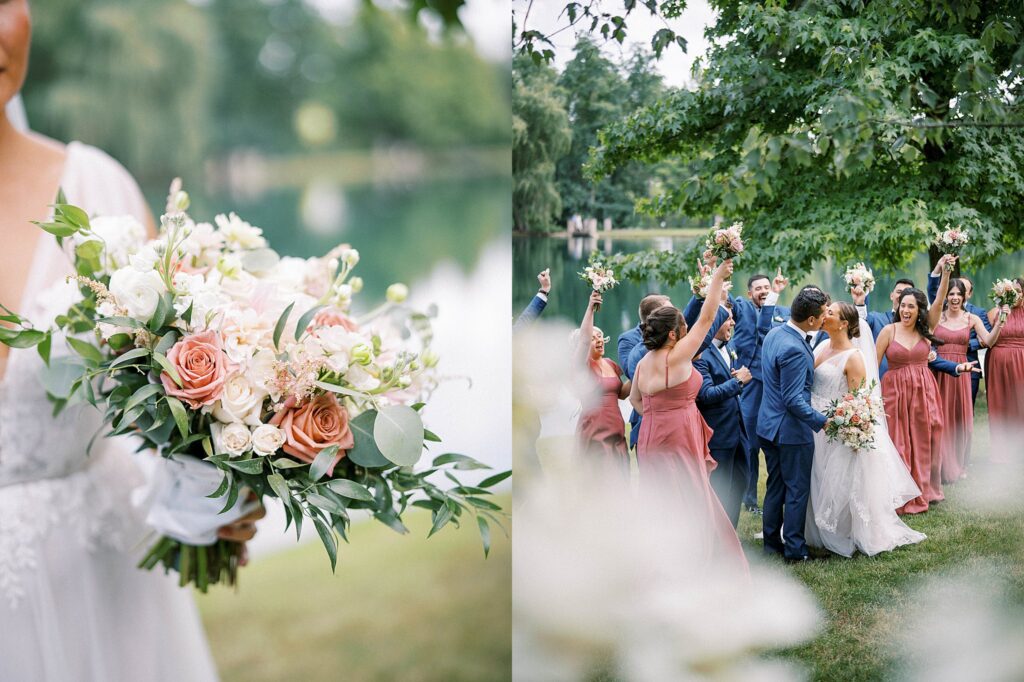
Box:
[876,324,894,370]
[977,308,1010,347]
[669,259,733,365]
[574,290,602,364]
[927,255,955,330]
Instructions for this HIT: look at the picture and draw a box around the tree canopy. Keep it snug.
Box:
[586,0,1024,277]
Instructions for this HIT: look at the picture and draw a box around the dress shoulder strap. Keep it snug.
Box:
[664,353,669,390]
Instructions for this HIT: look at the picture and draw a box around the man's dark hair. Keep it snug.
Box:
[791,288,828,323]
[894,278,915,290]
[747,274,770,291]
[639,294,671,323]
[798,284,830,304]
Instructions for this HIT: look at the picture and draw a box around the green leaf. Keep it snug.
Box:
[347,411,391,467]
[207,473,230,499]
[34,221,78,238]
[271,457,308,469]
[432,453,491,470]
[153,352,183,387]
[309,444,340,481]
[109,347,151,369]
[315,380,372,401]
[294,304,327,341]
[37,332,52,366]
[148,292,174,332]
[325,478,374,502]
[373,404,424,466]
[57,203,90,229]
[97,316,145,329]
[374,510,409,535]
[313,517,338,571]
[165,396,189,439]
[273,302,295,350]
[307,492,347,516]
[225,457,264,475]
[478,470,512,488]
[154,330,179,356]
[67,336,103,364]
[40,357,87,399]
[0,328,47,349]
[477,516,491,557]
[124,383,165,414]
[267,472,292,504]
[427,504,453,538]
[423,429,442,443]
[219,473,240,514]
[466,496,502,511]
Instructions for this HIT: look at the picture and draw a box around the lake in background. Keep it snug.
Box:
[514,234,1024,336]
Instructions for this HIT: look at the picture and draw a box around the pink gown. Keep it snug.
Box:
[986,306,1024,464]
[575,359,628,462]
[637,359,748,572]
[933,324,972,482]
[882,337,945,514]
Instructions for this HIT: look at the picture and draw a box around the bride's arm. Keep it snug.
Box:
[844,351,867,391]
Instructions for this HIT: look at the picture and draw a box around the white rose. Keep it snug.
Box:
[214,422,252,457]
[346,364,380,391]
[246,348,280,399]
[83,215,147,271]
[251,424,286,457]
[212,373,267,426]
[130,244,160,272]
[108,267,166,322]
[215,212,266,250]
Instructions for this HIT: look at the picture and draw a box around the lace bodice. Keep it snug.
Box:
[811,349,857,412]
[0,141,151,608]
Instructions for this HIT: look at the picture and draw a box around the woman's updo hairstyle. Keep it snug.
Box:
[835,302,860,339]
[641,306,684,350]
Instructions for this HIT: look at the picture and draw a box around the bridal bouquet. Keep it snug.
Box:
[991,279,1021,324]
[823,382,883,453]
[0,182,507,590]
[934,225,969,270]
[844,263,875,294]
[702,221,745,265]
[579,252,618,311]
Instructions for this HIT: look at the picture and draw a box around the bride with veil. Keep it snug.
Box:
[805,302,926,557]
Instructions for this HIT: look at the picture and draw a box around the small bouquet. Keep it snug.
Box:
[702,221,744,267]
[823,381,883,453]
[991,279,1021,324]
[579,252,618,311]
[688,270,732,299]
[934,225,969,271]
[0,181,507,590]
[844,262,875,295]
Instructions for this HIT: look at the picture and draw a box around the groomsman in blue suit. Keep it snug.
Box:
[694,302,752,527]
[619,294,672,449]
[850,278,966,379]
[757,288,829,562]
[732,271,789,514]
[927,271,991,406]
[513,268,551,330]
[625,293,730,448]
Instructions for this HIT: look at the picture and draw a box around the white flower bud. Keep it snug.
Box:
[349,276,364,293]
[345,249,360,267]
[386,283,408,303]
[174,190,190,212]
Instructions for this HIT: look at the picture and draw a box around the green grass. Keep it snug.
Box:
[196,495,510,682]
[736,393,1024,681]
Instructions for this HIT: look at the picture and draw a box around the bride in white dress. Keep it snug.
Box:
[0,4,255,679]
[805,302,927,557]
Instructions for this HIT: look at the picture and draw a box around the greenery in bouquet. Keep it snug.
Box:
[934,225,970,270]
[701,221,744,266]
[823,381,882,453]
[991,279,1021,324]
[0,182,508,591]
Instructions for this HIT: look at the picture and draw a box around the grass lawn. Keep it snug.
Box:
[196,495,510,682]
[736,392,1024,681]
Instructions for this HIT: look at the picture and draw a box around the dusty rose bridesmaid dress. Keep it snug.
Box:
[575,359,628,462]
[882,337,945,514]
[985,306,1024,464]
[933,324,972,482]
[637,358,748,572]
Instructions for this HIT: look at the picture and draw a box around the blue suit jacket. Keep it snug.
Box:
[694,343,747,451]
[927,273,992,358]
[730,297,762,379]
[617,325,642,370]
[757,325,827,445]
[513,294,547,331]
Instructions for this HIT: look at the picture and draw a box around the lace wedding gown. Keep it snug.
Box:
[0,142,218,681]
[804,343,927,557]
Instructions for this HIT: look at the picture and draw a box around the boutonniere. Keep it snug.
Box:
[773,313,785,323]
[729,347,738,362]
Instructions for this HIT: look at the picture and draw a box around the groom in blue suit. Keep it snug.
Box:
[757,288,829,562]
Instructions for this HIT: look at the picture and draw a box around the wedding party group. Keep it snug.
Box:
[561,225,1024,569]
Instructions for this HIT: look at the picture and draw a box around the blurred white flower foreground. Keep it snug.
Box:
[512,324,822,681]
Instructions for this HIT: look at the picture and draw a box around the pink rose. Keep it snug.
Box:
[269,394,353,475]
[312,308,360,332]
[730,238,744,253]
[160,330,233,408]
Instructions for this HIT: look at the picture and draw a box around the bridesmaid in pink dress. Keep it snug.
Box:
[934,279,1005,481]
[876,255,973,514]
[575,290,630,462]
[985,278,1024,465]
[629,259,748,572]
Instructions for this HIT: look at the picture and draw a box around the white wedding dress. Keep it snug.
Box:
[805,329,927,558]
[0,142,219,681]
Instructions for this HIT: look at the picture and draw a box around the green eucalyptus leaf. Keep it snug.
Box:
[165,396,189,439]
[347,410,390,468]
[225,457,264,475]
[309,444,340,482]
[67,336,103,364]
[373,404,424,466]
[325,479,374,502]
[313,517,338,572]
[273,302,295,351]
[294,304,327,341]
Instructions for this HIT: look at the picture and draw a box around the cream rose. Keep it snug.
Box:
[251,424,286,457]
[212,373,267,426]
[109,267,166,322]
[215,422,252,457]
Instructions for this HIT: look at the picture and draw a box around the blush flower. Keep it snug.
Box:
[160,330,234,408]
[269,393,354,475]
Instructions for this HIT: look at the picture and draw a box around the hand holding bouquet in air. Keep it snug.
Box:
[991,279,1021,325]
[934,225,970,271]
[579,252,618,311]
